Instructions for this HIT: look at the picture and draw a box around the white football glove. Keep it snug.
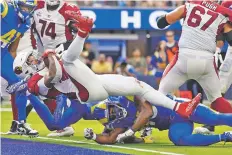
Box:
[84,128,96,140]
[140,127,152,137]
[214,47,224,68]
[116,128,135,143]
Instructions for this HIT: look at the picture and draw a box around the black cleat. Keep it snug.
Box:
[6,120,19,135]
[17,123,39,138]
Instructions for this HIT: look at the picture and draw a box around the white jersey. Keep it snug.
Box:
[179,2,229,53]
[33,67,79,99]
[33,1,79,50]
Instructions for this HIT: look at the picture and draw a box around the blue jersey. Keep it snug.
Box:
[1,1,22,50]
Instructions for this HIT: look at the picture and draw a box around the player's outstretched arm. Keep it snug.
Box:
[131,97,153,132]
[84,128,125,144]
[43,51,62,88]
[157,5,185,29]
[116,98,153,143]
[8,37,21,58]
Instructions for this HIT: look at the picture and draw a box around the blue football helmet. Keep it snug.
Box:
[13,0,37,22]
[92,97,127,126]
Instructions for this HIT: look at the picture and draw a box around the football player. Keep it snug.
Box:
[84,96,232,146]
[32,0,80,57]
[157,0,232,113]
[1,0,38,136]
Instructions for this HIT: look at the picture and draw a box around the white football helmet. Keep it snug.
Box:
[13,51,38,79]
[46,0,60,6]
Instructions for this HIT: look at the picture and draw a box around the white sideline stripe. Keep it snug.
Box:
[37,137,185,155]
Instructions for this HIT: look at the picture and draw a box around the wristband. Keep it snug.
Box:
[92,133,97,140]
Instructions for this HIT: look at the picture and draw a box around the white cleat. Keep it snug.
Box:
[193,127,214,135]
[47,127,74,137]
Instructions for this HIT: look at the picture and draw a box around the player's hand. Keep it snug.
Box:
[18,18,31,34]
[140,127,152,137]
[84,128,96,140]
[6,80,28,94]
[116,128,135,143]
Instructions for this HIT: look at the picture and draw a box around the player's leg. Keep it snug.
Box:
[190,104,232,127]
[62,36,86,63]
[27,94,87,130]
[219,46,232,95]
[169,122,223,146]
[158,54,188,95]
[63,59,109,102]
[1,51,29,134]
[97,74,201,118]
[197,61,232,113]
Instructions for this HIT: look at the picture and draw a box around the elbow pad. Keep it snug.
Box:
[157,15,170,29]
[225,30,232,46]
[216,33,226,42]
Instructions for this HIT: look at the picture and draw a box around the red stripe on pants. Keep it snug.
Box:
[162,52,179,80]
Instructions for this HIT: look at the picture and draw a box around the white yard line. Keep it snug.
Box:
[1,109,185,155]
[38,137,185,155]
[0,134,185,155]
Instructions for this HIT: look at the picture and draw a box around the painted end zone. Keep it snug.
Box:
[1,138,127,155]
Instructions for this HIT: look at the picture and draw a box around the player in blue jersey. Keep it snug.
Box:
[83,96,232,146]
[8,75,232,145]
[1,0,38,136]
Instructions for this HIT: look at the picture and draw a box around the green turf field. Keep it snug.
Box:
[1,105,232,155]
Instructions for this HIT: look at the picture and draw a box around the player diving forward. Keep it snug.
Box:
[52,11,201,118]
[1,0,38,136]
[83,96,232,146]
[9,13,203,131]
[156,0,232,113]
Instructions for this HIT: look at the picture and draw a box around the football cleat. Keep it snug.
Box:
[65,11,93,38]
[175,93,201,118]
[47,127,74,137]
[223,131,232,142]
[17,123,39,138]
[6,120,19,135]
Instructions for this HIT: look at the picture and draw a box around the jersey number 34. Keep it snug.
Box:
[187,6,219,31]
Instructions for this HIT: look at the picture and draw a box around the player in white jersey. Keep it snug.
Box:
[41,12,201,118]
[157,0,232,113]
[10,12,201,137]
[32,0,79,52]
